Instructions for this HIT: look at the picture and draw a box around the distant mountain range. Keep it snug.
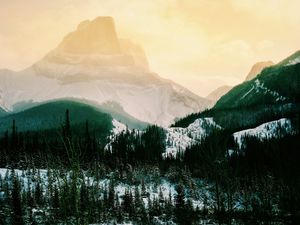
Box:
[215,51,300,109]
[0,16,210,127]
[206,60,275,106]
[173,50,300,131]
[1,16,299,144]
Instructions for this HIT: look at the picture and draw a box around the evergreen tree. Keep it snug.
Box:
[108,180,115,209]
[11,175,24,225]
[34,180,43,206]
[175,184,187,225]
[11,119,18,153]
[80,181,88,214]
[62,109,71,143]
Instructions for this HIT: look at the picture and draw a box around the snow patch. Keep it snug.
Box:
[104,119,128,151]
[233,118,294,149]
[243,79,288,102]
[112,119,127,135]
[285,56,300,66]
[163,118,222,158]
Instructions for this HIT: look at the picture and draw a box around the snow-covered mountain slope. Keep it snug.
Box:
[163,118,221,158]
[105,117,221,158]
[233,118,294,149]
[0,17,210,127]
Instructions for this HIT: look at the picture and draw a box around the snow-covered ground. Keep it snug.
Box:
[233,118,294,149]
[0,168,210,211]
[163,118,222,158]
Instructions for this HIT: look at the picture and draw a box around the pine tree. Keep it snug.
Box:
[62,109,71,144]
[108,180,115,209]
[159,187,164,204]
[123,189,133,215]
[175,184,187,225]
[3,130,8,149]
[11,119,18,152]
[165,189,173,219]
[65,109,71,137]
[84,120,93,161]
[52,185,60,209]
[11,175,24,225]
[141,179,147,197]
[34,172,43,206]
[80,181,88,215]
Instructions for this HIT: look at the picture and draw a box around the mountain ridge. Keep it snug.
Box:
[0,16,210,127]
[172,50,300,130]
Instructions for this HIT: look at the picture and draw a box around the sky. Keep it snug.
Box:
[0,0,300,96]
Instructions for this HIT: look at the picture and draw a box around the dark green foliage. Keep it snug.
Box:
[0,55,300,223]
[183,128,229,178]
[215,63,300,109]
[0,100,113,139]
[0,107,7,118]
[173,103,300,131]
[11,174,24,225]
[106,125,166,168]
[174,184,195,225]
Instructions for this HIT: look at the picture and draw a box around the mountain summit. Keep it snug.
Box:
[33,17,149,81]
[0,17,210,126]
[58,16,121,55]
[245,61,274,81]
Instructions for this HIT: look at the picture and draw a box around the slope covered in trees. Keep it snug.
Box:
[0,100,113,135]
[173,52,300,131]
[214,63,300,109]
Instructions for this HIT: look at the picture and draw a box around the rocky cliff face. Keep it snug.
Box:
[57,17,121,55]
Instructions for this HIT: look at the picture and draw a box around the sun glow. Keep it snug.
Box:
[0,0,300,96]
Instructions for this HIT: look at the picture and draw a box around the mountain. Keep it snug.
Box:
[173,51,300,130]
[206,85,232,105]
[0,99,149,135]
[0,16,209,127]
[245,61,274,81]
[215,61,300,110]
[206,61,275,105]
[205,61,275,106]
[0,100,115,143]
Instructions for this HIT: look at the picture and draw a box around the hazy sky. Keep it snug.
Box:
[0,0,300,96]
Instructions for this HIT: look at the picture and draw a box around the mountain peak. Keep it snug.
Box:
[57,16,121,55]
[245,61,274,81]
